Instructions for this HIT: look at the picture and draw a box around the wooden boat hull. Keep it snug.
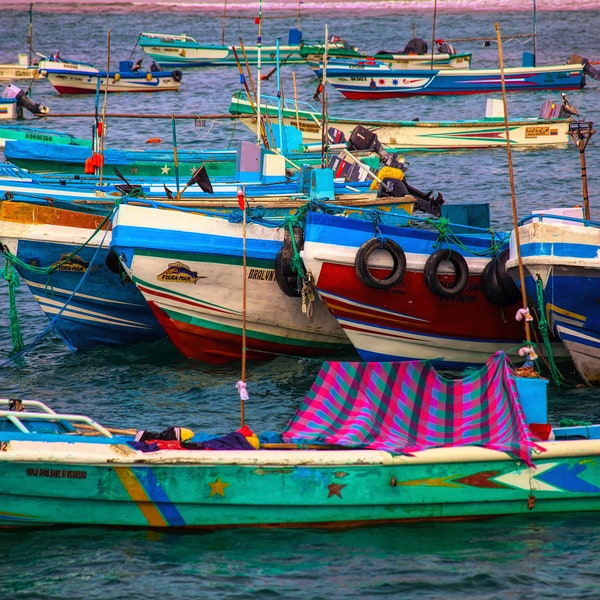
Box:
[323,64,586,99]
[228,93,572,149]
[0,201,166,350]
[0,60,39,82]
[139,32,305,67]
[2,436,600,528]
[301,211,569,368]
[111,203,353,363]
[0,125,92,149]
[111,192,416,363]
[45,71,181,94]
[507,216,600,386]
[2,138,380,178]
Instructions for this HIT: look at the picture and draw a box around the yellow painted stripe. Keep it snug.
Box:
[546,303,585,324]
[113,467,168,527]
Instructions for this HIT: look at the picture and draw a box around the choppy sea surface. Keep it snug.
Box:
[1,5,600,599]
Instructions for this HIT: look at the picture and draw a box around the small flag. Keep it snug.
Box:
[237,188,245,210]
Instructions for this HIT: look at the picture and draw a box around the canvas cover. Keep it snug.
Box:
[282,352,538,465]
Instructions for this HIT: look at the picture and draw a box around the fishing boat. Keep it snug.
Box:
[37,56,182,94]
[506,209,600,386]
[108,170,421,364]
[0,54,39,82]
[319,53,594,99]
[229,91,578,149]
[0,200,166,351]
[299,209,570,368]
[302,37,472,70]
[137,28,307,68]
[0,124,89,149]
[1,130,381,177]
[3,350,600,529]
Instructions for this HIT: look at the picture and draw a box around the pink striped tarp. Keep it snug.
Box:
[283,352,540,465]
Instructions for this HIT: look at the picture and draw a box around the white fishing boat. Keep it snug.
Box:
[229,91,578,150]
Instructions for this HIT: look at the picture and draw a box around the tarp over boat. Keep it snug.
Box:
[283,351,537,464]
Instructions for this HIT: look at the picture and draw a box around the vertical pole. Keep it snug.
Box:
[569,122,595,220]
[321,24,329,167]
[221,0,227,46]
[256,0,263,145]
[430,0,438,69]
[496,22,531,344]
[276,37,282,146]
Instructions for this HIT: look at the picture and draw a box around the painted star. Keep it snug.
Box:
[327,482,347,498]
[208,477,229,497]
[130,166,138,175]
[161,164,171,175]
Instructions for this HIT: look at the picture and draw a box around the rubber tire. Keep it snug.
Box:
[482,249,521,307]
[424,249,469,298]
[354,238,406,290]
[274,248,301,297]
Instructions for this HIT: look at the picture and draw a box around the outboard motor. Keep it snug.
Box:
[347,125,382,153]
[568,54,600,81]
[16,89,49,116]
[3,84,49,117]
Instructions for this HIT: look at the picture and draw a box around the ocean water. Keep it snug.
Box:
[1,5,600,599]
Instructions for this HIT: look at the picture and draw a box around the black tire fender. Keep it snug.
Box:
[274,247,302,297]
[424,249,469,298]
[482,249,521,307]
[354,238,406,290]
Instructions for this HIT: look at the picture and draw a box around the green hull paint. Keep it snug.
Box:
[2,445,600,528]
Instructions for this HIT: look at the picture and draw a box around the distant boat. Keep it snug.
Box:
[318,54,594,99]
[0,53,39,82]
[229,90,578,150]
[0,124,89,149]
[38,56,182,94]
[302,36,472,70]
[137,28,307,68]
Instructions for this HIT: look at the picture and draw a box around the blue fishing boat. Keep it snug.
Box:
[319,54,595,99]
[507,209,600,386]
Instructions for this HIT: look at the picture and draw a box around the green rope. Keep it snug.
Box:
[1,259,25,354]
[533,275,567,386]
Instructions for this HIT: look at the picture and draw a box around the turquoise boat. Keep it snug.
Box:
[2,127,382,177]
[2,351,600,529]
[0,124,90,149]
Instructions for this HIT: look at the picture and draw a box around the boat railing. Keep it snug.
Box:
[0,398,114,438]
[140,32,197,44]
[518,212,600,228]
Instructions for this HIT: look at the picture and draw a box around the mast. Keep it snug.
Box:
[495,22,532,347]
[221,0,227,46]
[256,0,263,144]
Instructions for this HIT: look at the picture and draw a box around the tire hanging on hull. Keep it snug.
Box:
[423,249,469,298]
[354,238,406,290]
